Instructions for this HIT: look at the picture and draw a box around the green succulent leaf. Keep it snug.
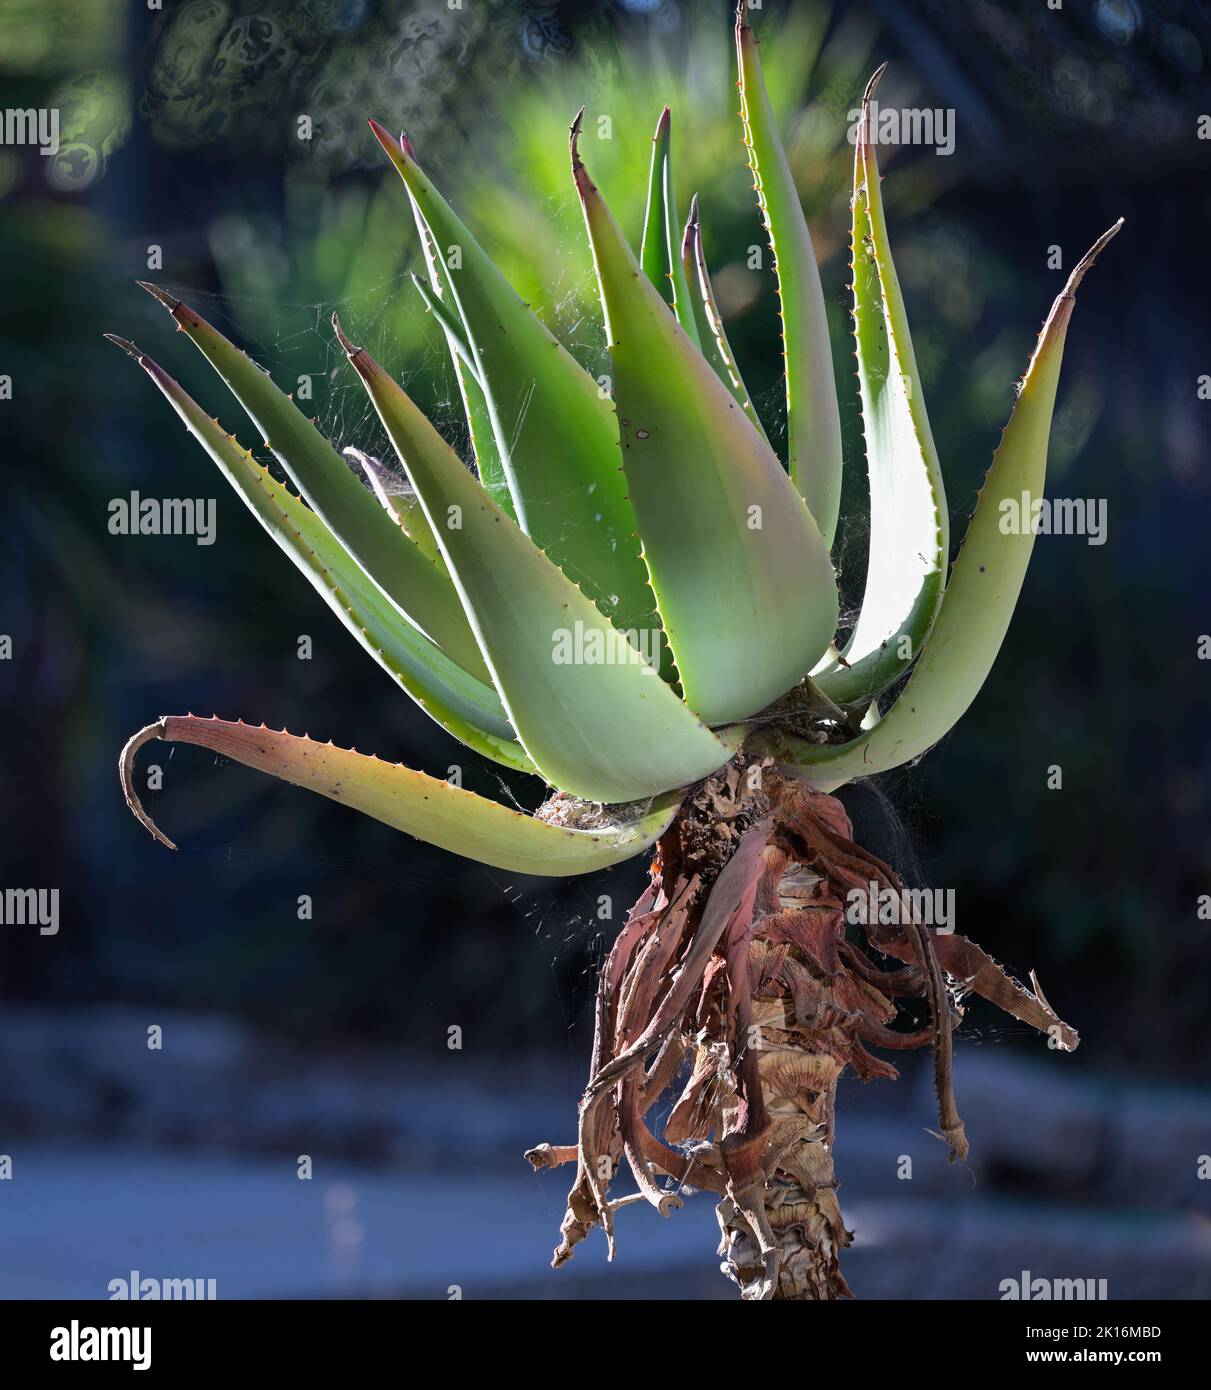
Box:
[409,271,481,384]
[573,118,839,727]
[681,193,769,443]
[336,321,741,803]
[449,351,514,521]
[370,121,660,643]
[402,177,515,520]
[736,8,844,545]
[640,107,700,346]
[105,336,535,774]
[121,716,676,875]
[136,283,490,685]
[814,68,948,705]
[764,221,1123,788]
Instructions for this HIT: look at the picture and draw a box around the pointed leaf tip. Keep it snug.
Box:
[345,445,387,484]
[104,333,143,360]
[330,312,359,356]
[862,62,888,105]
[367,118,398,154]
[1063,218,1124,297]
[569,106,586,170]
[136,280,180,312]
[346,443,447,572]
[119,719,177,849]
[640,102,699,340]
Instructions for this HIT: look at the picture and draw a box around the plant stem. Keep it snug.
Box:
[528,758,1077,1300]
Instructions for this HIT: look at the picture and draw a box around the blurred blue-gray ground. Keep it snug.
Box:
[2,1006,1208,1299]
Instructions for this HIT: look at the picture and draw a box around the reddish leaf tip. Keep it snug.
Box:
[367,118,402,161]
[119,718,177,850]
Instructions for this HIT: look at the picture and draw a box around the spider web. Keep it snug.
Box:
[171,234,611,489]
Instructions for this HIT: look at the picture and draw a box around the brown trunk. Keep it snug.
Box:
[527,757,1078,1300]
[716,995,853,1300]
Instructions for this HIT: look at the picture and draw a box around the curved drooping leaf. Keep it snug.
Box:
[369,121,660,642]
[336,320,741,803]
[640,107,700,346]
[106,336,535,773]
[681,193,768,443]
[573,118,839,726]
[736,8,843,545]
[136,282,489,684]
[814,68,948,705]
[765,221,1123,789]
[122,717,677,875]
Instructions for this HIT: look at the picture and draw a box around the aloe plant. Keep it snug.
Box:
[112,10,1118,1301]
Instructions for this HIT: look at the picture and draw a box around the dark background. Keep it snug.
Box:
[0,0,1208,1299]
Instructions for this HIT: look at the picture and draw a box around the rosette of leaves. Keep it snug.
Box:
[112,8,1116,1300]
